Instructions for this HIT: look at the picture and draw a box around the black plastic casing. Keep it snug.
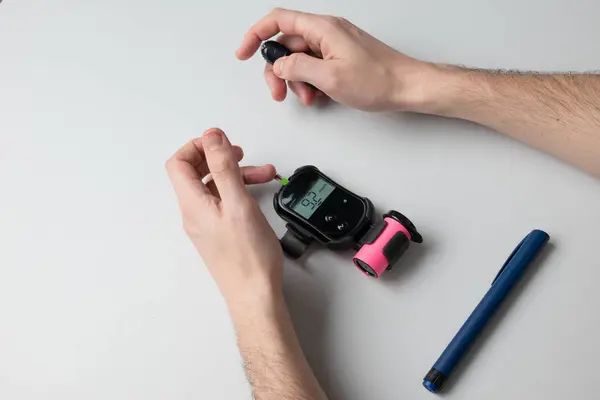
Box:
[260,41,292,65]
[273,166,375,251]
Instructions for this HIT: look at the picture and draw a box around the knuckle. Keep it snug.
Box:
[165,156,183,175]
[210,164,239,187]
[322,15,338,26]
[270,7,283,17]
[182,215,202,238]
[335,16,350,26]
[209,150,235,175]
[164,157,175,171]
[321,16,346,36]
[325,16,359,37]
[211,164,234,182]
[182,220,196,237]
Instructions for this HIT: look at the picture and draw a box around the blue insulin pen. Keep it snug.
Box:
[423,229,550,393]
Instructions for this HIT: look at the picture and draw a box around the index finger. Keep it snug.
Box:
[235,8,327,60]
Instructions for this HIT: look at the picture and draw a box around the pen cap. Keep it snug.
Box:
[353,211,422,278]
[260,41,292,64]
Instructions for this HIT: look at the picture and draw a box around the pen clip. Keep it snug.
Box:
[491,234,529,285]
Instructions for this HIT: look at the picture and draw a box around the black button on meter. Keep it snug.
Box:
[273,166,423,278]
[337,222,348,231]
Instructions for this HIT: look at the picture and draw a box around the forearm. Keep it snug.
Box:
[408,65,600,177]
[229,289,327,400]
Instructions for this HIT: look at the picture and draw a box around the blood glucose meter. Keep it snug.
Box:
[273,166,423,278]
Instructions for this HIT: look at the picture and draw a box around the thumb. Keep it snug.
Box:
[273,53,333,90]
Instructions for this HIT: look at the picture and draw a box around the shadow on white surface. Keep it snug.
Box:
[249,182,352,398]
[284,277,351,400]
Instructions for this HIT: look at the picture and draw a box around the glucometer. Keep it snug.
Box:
[273,166,423,278]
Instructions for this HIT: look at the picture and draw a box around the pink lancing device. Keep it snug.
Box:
[353,218,412,278]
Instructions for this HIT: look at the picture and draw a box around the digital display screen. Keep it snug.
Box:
[292,178,335,219]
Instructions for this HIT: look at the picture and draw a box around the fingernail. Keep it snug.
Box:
[274,57,286,76]
[203,130,223,150]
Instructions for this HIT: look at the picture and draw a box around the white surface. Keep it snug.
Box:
[1,1,599,399]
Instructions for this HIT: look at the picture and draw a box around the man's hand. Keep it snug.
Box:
[236,8,435,111]
[238,8,600,177]
[166,128,282,308]
[166,128,327,399]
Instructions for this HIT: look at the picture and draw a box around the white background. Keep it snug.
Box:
[1,1,599,399]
